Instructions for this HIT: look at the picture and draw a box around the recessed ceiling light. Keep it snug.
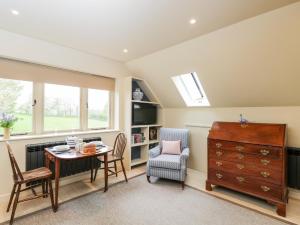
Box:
[123,49,128,53]
[189,18,197,25]
[11,9,19,15]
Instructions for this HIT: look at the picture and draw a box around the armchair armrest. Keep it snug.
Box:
[180,147,190,167]
[149,145,161,158]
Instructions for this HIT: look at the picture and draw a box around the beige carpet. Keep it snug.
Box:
[7,175,288,225]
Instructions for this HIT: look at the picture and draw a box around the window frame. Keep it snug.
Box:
[0,79,114,137]
[172,72,210,107]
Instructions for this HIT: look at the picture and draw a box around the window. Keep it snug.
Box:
[88,89,110,129]
[44,84,80,131]
[0,78,33,134]
[172,72,210,107]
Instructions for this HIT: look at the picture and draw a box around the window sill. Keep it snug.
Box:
[0,129,120,142]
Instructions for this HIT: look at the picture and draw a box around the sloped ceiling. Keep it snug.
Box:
[126,2,300,108]
[0,0,297,62]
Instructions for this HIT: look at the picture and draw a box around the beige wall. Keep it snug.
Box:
[163,107,300,172]
[127,2,300,108]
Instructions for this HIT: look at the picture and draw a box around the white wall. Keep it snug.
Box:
[0,29,130,78]
[163,107,300,172]
[0,29,131,198]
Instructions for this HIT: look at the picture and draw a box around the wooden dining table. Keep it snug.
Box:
[44,145,113,211]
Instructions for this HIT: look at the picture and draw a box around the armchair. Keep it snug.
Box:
[146,128,189,189]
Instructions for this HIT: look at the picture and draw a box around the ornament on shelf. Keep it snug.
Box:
[133,88,144,101]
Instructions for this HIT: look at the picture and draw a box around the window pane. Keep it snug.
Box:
[172,72,210,107]
[0,78,33,134]
[88,89,109,128]
[44,84,80,131]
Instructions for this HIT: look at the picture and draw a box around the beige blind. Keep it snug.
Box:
[0,58,115,91]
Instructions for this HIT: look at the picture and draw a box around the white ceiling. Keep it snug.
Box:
[0,0,297,62]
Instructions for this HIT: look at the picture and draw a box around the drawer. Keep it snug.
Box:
[209,148,246,162]
[208,169,283,201]
[209,158,282,185]
[208,139,282,159]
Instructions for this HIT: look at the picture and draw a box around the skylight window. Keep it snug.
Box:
[172,72,210,107]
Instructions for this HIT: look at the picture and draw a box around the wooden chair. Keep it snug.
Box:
[5,142,55,225]
[93,133,128,182]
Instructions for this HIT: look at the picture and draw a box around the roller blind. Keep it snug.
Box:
[0,58,115,91]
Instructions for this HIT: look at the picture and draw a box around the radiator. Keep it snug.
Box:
[26,137,101,179]
[287,147,300,189]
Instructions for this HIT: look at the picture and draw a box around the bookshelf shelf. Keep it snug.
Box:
[124,76,163,170]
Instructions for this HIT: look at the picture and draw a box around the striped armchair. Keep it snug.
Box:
[146,128,189,189]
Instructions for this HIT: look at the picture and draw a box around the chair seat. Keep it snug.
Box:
[97,152,122,163]
[148,154,181,170]
[19,167,52,183]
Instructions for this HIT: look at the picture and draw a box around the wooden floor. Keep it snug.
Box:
[0,166,299,225]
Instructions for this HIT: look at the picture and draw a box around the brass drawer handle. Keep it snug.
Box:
[261,159,270,165]
[216,151,223,157]
[236,164,245,170]
[237,153,244,159]
[235,146,244,152]
[216,143,222,148]
[236,176,245,182]
[216,161,223,166]
[261,185,271,192]
[261,171,270,178]
[260,149,270,156]
[216,173,223,179]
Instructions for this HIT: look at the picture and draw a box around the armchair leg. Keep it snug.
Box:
[147,176,151,183]
[181,181,185,190]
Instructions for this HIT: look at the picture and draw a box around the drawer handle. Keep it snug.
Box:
[261,159,270,165]
[260,149,270,156]
[216,151,223,157]
[235,146,244,152]
[216,161,223,166]
[261,171,270,178]
[216,143,222,148]
[237,153,244,159]
[236,164,245,170]
[216,173,223,179]
[261,185,271,192]
[236,176,245,182]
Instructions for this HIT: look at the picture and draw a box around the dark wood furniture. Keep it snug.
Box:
[6,142,55,225]
[93,133,128,182]
[206,122,288,217]
[44,145,113,211]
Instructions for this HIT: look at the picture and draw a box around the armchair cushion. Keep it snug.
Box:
[161,140,181,155]
[148,154,181,170]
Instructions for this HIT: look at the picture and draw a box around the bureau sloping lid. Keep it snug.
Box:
[208,122,286,147]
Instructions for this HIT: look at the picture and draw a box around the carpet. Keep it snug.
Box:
[9,175,288,225]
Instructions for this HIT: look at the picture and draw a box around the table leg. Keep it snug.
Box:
[104,153,108,192]
[54,158,61,211]
[45,152,50,194]
[90,157,94,183]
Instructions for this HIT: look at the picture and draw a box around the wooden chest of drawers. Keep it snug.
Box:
[206,122,288,217]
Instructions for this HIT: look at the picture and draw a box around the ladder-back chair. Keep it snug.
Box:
[93,133,128,182]
[6,142,55,225]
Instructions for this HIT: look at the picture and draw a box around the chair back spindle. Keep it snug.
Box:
[6,142,24,182]
[113,133,127,158]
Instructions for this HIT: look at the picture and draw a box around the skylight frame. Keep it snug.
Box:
[172,72,210,107]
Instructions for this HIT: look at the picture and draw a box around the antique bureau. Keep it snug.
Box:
[206,122,287,216]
